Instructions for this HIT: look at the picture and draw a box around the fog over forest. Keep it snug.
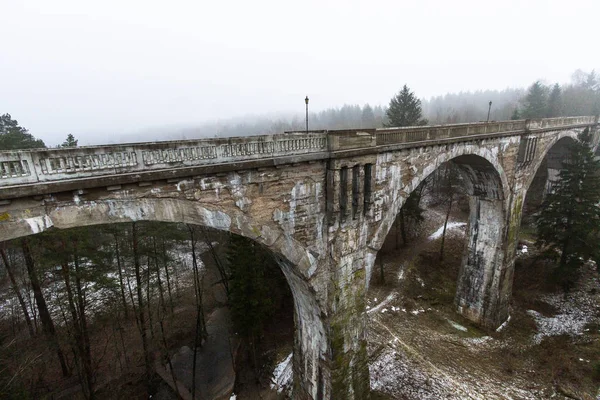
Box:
[102,69,598,146]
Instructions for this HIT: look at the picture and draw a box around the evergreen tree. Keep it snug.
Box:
[361,104,376,128]
[511,108,521,120]
[0,114,45,150]
[546,83,562,117]
[61,134,78,147]
[226,235,285,371]
[227,236,275,342]
[535,128,600,290]
[521,81,549,119]
[384,85,428,127]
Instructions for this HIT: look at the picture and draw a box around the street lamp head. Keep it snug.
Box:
[305,96,309,105]
[489,101,492,106]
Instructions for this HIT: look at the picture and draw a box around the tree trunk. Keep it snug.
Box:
[73,240,94,399]
[188,225,207,400]
[439,194,454,261]
[21,239,70,377]
[0,248,35,337]
[399,208,408,246]
[146,257,155,339]
[201,226,229,298]
[114,235,129,318]
[379,255,385,284]
[160,238,174,313]
[60,257,92,399]
[152,237,167,315]
[132,223,152,392]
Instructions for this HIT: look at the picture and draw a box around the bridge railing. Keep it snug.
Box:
[0,116,596,188]
[0,132,327,187]
[525,116,596,130]
[375,116,596,146]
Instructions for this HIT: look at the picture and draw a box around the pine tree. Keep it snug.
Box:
[521,81,549,119]
[361,104,376,128]
[226,235,280,372]
[384,85,428,127]
[0,114,45,150]
[227,236,274,341]
[535,128,600,290]
[546,83,562,117]
[61,134,78,147]
[511,108,521,120]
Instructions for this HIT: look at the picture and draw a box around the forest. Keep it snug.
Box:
[107,68,600,145]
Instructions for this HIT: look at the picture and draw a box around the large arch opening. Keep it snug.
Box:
[0,197,325,399]
[367,153,510,397]
[516,135,580,296]
[521,136,578,228]
[368,153,506,323]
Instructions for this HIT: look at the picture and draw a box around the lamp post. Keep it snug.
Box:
[305,96,309,133]
[487,101,492,122]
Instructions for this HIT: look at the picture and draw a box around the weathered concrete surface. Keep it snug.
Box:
[1,116,598,399]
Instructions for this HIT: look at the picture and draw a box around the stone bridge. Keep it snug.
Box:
[1,115,598,399]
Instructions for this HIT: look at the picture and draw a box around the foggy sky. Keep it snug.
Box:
[1,0,598,146]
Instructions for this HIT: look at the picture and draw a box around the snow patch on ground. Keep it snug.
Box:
[368,293,396,314]
[464,336,493,346]
[527,302,588,344]
[398,268,405,282]
[427,222,466,241]
[270,352,292,394]
[446,319,467,332]
[495,315,511,332]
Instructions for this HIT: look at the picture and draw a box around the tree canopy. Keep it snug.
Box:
[520,81,549,119]
[384,85,428,127]
[0,114,45,150]
[61,134,78,148]
[535,129,600,290]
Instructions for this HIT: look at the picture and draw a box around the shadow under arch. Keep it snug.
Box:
[369,151,509,328]
[523,131,578,202]
[369,146,510,255]
[0,196,328,399]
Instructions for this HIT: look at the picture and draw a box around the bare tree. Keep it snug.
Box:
[0,246,34,337]
[21,238,70,377]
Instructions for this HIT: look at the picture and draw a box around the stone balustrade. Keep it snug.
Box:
[1,116,597,188]
[375,116,597,145]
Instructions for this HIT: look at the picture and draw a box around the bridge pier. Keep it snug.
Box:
[327,250,371,400]
[454,196,510,329]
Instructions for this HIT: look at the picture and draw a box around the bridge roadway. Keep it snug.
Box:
[1,116,598,399]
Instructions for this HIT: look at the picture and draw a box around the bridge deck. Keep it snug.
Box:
[0,116,596,199]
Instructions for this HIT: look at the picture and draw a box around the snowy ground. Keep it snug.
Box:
[366,206,600,399]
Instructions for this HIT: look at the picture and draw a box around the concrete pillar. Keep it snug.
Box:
[277,249,371,399]
[275,259,330,400]
[328,250,371,400]
[455,195,510,329]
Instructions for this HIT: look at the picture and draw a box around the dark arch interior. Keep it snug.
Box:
[0,221,295,399]
[522,136,577,223]
[515,135,579,298]
[370,154,504,310]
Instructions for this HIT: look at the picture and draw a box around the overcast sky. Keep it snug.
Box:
[1,0,598,145]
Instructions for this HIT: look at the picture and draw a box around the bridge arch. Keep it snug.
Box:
[369,147,509,328]
[369,144,509,255]
[522,130,580,196]
[0,196,328,399]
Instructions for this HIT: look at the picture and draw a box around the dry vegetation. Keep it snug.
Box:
[368,206,600,400]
